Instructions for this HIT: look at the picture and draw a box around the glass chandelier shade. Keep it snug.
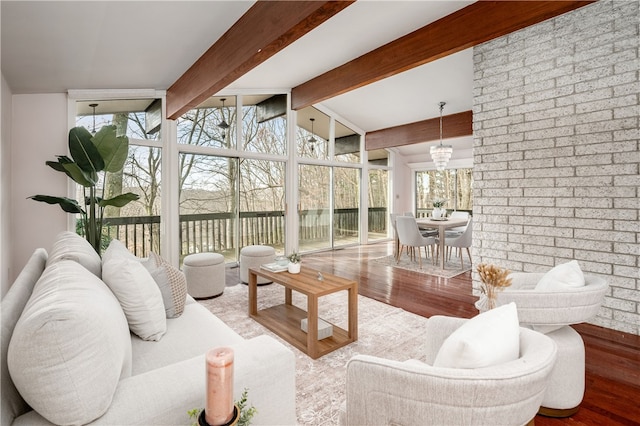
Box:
[430,101,453,171]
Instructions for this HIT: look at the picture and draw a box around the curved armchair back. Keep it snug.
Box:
[342,315,557,426]
[495,273,608,327]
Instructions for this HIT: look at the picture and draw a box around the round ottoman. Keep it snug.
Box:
[240,245,275,285]
[183,252,225,299]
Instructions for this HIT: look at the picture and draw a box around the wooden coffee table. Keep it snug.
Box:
[248,266,358,359]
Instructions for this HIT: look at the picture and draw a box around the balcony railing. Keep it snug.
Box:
[102,207,388,259]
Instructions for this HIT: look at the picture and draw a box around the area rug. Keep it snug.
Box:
[199,283,430,426]
[371,253,471,278]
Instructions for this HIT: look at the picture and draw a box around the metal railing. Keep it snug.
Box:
[102,207,388,258]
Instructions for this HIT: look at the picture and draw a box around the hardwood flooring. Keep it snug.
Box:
[298,241,640,426]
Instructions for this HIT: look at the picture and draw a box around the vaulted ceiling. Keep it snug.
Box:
[1,1,592,164]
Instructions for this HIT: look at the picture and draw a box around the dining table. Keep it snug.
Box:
[416,216,470,269]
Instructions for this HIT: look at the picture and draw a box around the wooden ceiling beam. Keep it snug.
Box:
[166,0,354,120]
[365,111,473,151]
[291,1,594,111]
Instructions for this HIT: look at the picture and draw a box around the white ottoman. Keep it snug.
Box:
[183,252,225,299]
[240,245,275,285]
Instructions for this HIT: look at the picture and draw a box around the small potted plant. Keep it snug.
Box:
[432,199,447,219]
[287,252,301,274]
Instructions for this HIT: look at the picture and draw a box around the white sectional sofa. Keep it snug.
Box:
[1,232,296,426]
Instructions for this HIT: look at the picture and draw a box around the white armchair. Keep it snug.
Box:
[340,314,557,426]
[490,271,608,417]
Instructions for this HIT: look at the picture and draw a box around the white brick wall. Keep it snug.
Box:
[473,0,639,335]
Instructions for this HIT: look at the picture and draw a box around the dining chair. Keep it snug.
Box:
[439,218,472,269]
[445,211,470,238]
[395,216,436,269]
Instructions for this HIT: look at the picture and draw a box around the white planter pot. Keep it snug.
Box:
[288,263,301,274]
[432,208,443,219]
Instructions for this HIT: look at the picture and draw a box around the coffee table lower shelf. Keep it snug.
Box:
[251,303,353,359]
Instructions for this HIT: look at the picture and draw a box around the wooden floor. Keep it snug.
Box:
[297,241,640,426]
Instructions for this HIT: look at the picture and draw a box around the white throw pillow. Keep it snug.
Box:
[535,260,585,291]
[7,260,131,425]
[46,231,102,277]
[102,256,167,341]
[433,302,520,369]
[144,252,188,318]
[102,238,138,265]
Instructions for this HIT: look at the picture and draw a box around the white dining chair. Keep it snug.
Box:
[439,218,472,269]
[445,211,470,238]
[395,216,436,269]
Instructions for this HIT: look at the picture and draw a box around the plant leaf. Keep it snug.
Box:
[92,125,129,173]
[69,126,105,173]
[98,192,139,208]
[29,195,85,214]
[61,161,97,187]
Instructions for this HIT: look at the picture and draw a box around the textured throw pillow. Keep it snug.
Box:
[7,260,131,425]
[535,260,585,291]
[144,252,188,318]
[46,231,102,277]
[102,256,167,341]
[433,302,520,369]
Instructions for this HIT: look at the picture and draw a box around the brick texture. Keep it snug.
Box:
[473,0,639,335]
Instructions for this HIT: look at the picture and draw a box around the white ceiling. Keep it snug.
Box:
[1,0,476,165]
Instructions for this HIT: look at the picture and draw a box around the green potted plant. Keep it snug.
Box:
[432,198,448,219]
[30,125,139,255]
[287,251,301,274]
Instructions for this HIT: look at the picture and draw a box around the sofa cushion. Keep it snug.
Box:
[102,255,167,341]
[46,231,102,277]
[433,302,520,369]
[7,260,131,426]
[535,260,585,291]
[144,252,188,318]
[130,298,244,375]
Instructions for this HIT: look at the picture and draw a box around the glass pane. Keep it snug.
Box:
[334,167,360,246]
[76,99,161,140]
[415,168,473,216]
[334,121,360,163]
[177,96,236,149]
[107,145,162,257]
[75,100,161,257]
[297,107,329,159]
[179,153,238,264]
[242,94,287,155]
[456,168,474,211]
[239,159,286,254]
[298,164,330,252]
[368,169,388,241]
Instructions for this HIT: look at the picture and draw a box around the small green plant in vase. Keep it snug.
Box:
[189,388,256,426]
[287,252,301,274]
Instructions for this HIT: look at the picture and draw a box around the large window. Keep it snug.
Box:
[75,99,162,257]
[415,168,473,216]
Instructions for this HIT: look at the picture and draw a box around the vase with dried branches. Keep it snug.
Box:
[475,263,512,311]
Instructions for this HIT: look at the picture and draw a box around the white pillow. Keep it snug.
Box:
[46,231,102,277]
[535,260,585,291]
[144,252,188,318]
[102,256,167,341]
[433,302,520,369]
[102,238,138,265]
[7,260,131,425]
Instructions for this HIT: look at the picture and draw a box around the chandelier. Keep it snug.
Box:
[430,101,453,171]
